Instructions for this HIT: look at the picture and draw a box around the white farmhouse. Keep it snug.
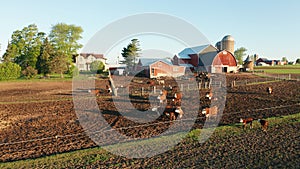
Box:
[74,53,107,71]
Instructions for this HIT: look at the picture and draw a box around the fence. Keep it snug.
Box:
[116,80,225,97]
[255,72,300,81]
[230,72,300,87]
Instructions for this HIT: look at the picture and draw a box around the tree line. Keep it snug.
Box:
[0,23,83,80]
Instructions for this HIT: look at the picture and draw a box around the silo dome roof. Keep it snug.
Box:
[222,35,234,41]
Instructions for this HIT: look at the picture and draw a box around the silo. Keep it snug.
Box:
[221,35,235,54]
[243,55,254,71]
[215,41,221,51]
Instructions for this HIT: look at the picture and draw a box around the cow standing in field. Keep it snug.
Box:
[266,87,273,95]
[201,106,218,120]
[152,105,184,120]
[88,89,100,96]
[258,119,268,132]
[157,89,168,104]
[205,91,213,100]
[173,91,183,106]
[240,118,254,129]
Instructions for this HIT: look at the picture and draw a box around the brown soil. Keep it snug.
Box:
[0,74,299,168]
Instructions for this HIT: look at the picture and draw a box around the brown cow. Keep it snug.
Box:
[157,89,168,104]
[201,106,218,120]
[88,89,100,96]
[173,91,183,106]
[258,119,268,131]
[152,105,183,120]
[175,106,184,118]
[205,91,213,100]
[266,87,273,95]
[240,118,254,129]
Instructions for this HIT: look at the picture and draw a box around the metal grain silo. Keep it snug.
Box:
[221,35,235,54]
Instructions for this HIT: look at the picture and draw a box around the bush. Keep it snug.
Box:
[67,65,79,77]
[0,62,21,80]
[90,61,105,74]
[22,66,38,79]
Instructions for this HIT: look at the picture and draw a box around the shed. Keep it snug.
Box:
[137,58,186,78]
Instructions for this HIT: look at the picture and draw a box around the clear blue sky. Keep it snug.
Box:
[1,0,299,62]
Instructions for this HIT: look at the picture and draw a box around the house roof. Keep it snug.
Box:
[178,44,216,59]
[244,55,252,62]
[80,53,106,59]
[138,58,172,66]
[258,58,268,61]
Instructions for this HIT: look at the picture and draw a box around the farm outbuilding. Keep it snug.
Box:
[137,58,186,78]
[198,50,237,73]
[174,44,237,73]
[243,55,254,71]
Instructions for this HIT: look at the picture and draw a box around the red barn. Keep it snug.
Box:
[137,58,186,78]
[174,45,237,73]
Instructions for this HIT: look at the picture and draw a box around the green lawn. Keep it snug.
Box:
[1,112,299,169]
[254,65,300,74]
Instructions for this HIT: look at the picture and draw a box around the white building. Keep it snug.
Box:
[75,53,107,71]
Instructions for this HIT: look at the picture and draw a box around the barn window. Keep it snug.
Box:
[151,68,155,75]
[158,62,162,67]
[79,64,84,68]
[173,67,179,72]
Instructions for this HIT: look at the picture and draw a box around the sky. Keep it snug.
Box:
[1,0,300,63]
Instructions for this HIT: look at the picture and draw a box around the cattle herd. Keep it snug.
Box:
[89,72,274,131]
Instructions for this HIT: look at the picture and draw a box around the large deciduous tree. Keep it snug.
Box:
[121,39,141,68]
[3,24,45,69]
[49,23,83,77]
[234,47,247,65]
[36,38,53,76]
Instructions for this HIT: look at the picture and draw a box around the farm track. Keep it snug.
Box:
[0,74,299,167]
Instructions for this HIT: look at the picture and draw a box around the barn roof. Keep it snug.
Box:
[198,51,219,66]
[178,44,215,59]
[138,58,172,66]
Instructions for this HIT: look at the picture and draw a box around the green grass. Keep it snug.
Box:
[0,74,73,83]
[254,69,300,74]
[254,64,300,74]
[1,112,299,169]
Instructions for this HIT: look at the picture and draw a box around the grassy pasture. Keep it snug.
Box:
[254,65,300,74]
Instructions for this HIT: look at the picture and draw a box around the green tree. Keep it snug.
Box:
[22,66,38,79]
[49,51,69,78]
[90,60,105,74]
[296,58,300,64]
[282,57,288,62]
[0,62,21,80]
[67,64,79,77]
[234,47,247,65]
[36,38,53,76]
[2,42,18,62]
[3,24,45,69]
[121,39,141,68]
[49,23,83,76]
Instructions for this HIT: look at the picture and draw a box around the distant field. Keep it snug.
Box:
[254,65,300,74]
